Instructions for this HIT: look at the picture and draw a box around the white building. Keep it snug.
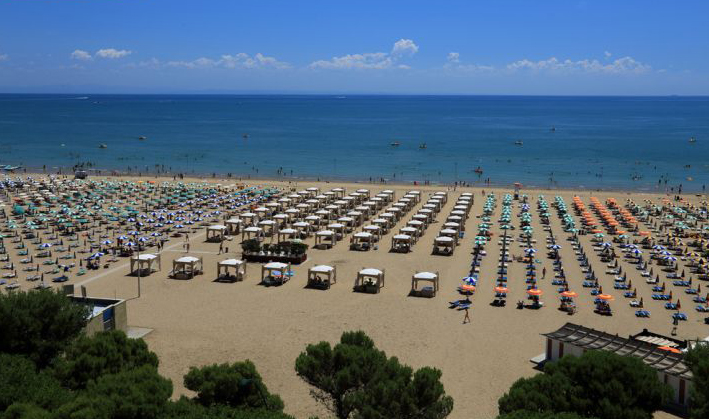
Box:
[542,323,694,412]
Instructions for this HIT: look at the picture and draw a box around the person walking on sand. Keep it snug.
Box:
[218,241,223,254]
[542,267,546,279]
[463,306,471,324]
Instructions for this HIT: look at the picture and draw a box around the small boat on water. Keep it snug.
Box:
[419,143,427,149]
[550,126,556,132]
[242,133,249,139]
[138,136,147,140]
[390,141,400,147]
[99,144,108,149]
[474,167,483,175]
[514,140,523,146]
[689,136,696,143]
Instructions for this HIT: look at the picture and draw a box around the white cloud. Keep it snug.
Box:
[309,39,418,70]
[604,51,612,59]
[95,48,132,59]
[447,52,460,63]
[71,49,92,61]
[505,56,651,74]
[166,53,289,69]
[391,39,419,56]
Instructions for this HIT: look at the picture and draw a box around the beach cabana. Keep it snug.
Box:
[206,224,227,242]
[391,234,413,253]
[354,267,385,293]
[315,229,337,249]
[261,261,291,286]
[351,231,374,251]
[171,255,203,279]
[242,226,265,242]
[433,236,456,255]
[292,221,312,238]
[411,271,439,297]
[129,253,161,276]
[307,264,336,289]
[225,218,242,234]
[399,226,420,242]
[276,228,298,243]
[217,258,246,282]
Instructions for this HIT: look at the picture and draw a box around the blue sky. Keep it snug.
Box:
[0,0,708,95]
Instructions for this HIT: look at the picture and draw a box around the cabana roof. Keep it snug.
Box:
[175,256,200,263]
[359,268,382,276]
[131,253,157,261]
[310,265,334,273]
[264,261,288,269]
[413,271,437,280]
[218,258,244,266]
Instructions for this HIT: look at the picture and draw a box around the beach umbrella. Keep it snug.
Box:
[527,288,543,296]
[39,243,52,248]
[658,346,681,354]
[494,286,508,293]
[462,276,477,285]
[460,284,475,292]
[548,244,561,250]
[597,294,614,301]
[560,291,578,298]
[101,240,113,245]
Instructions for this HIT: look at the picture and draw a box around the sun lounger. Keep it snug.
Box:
[635,310,651,317]
[672,313,688,321]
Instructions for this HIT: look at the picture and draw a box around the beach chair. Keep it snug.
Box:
[673,313,688,321]
[635,310,651,317]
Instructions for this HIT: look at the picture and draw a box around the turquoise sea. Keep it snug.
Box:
[0,94,708,191]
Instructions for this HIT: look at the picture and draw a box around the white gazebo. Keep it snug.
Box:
[206,224,227,242]
[261,261,292,286]
[225,218,242,234]
[411,271,439,297]
[399,226,420,242]
[307,264,337,289]
[354,267,385,293]
[129,253,161,276]
[277,228,298,243]
[292,221,312,238]
[391,234,413,253]
[242,226,265,242]
[362,225,382,242]
[351,231,374,251]
[433,236,456,255]
[171,255,203,279]
[216,258,246,282]
[315,229,337,249]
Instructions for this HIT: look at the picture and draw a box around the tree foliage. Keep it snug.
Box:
[159,397,295,419]
[0,353,71,412]
[183,361,284,411]
[0,289,89,367]
[51,330,159,390]
[295,330,453,419]
[54,365,173,419]
[685,343,709,419]
[497,411,590,419]
[498,350,670,419]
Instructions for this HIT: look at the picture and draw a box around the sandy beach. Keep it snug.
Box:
[2,175,707,419]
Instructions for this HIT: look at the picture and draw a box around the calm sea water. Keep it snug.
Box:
[0,94,708,191]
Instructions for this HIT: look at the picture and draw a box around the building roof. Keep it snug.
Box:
[543,322,693,380]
